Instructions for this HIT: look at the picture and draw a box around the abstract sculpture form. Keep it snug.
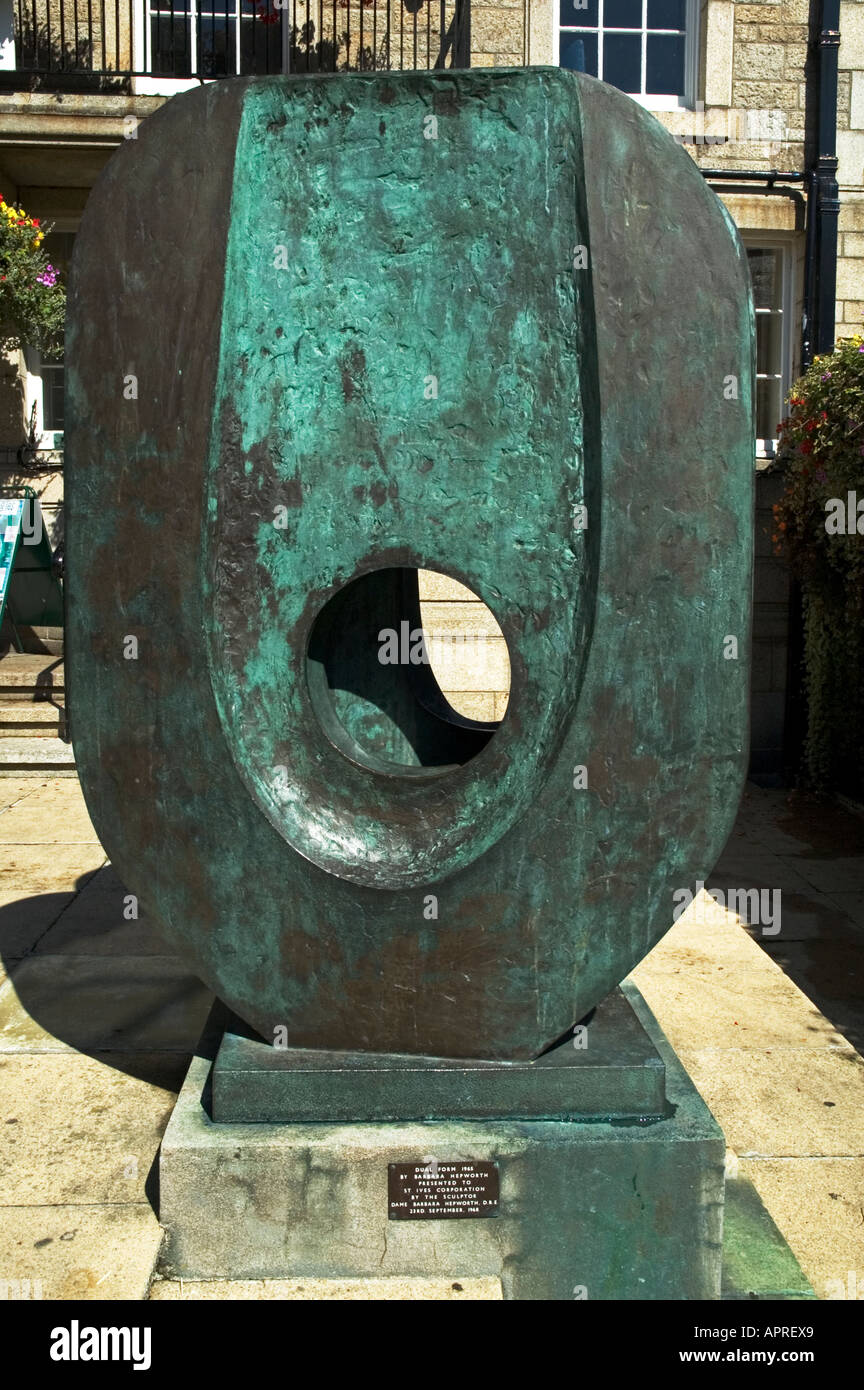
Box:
[67,67,753,1299]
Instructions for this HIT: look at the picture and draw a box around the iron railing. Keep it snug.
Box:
[9,0,470,84]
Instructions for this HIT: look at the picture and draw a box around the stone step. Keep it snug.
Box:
[0,735,76,773]
[0,703,65,737]
[0,653,65,702]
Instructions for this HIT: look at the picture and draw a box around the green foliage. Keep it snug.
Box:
[0,195,66,356]
[773,334,864,797]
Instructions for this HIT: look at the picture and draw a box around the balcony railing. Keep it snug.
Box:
[7,0,470,86]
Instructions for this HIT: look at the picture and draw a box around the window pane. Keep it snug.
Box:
[645,33,684,94]
[605,0,642,27]
[756,378,782,440]
[241,14,283,73]
[151,15,190,76]
[560,0,599,27]
[755,313,784,377]
[603,32,641,91]
[647,0,684,28]
[747,249,781,311]
[198,16,235,76]
[42,365,64,432]
[560,31,597,74]
[42,230,75,279]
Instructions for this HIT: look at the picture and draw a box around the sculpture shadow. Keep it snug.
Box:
[708,803,864,1055]
[0,870,212,1089]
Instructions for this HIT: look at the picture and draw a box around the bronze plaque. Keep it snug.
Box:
[388,1161,500,1220]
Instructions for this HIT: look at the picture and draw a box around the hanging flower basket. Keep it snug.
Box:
[0,195,65,356]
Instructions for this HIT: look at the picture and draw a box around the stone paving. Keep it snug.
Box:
[0,775,862,1300]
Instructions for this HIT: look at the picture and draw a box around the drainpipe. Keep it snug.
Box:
[814,0,841,358]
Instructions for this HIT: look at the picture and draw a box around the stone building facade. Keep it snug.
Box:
[0,0,860,773]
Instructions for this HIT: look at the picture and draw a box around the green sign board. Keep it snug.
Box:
[0,498,25,630]
[0,496,63,644]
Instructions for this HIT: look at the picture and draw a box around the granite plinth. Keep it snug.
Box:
[159,983,726,1300]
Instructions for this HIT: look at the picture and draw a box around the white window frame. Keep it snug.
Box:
[22,348,47,445]
[0,0,15,69]
[132,0,290,95]
[22,349,64,449]
[19,227,75,451]
[742,235,796,461]
[553,0,699,111]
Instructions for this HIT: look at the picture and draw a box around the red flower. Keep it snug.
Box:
[800,441,813,454]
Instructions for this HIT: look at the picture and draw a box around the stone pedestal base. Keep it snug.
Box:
[158,983,725,1300]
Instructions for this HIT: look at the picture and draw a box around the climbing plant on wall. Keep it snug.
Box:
[773,334,864,797]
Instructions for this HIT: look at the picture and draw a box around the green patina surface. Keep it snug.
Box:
[211,986,667,1122]
[66,68,754,1059]
[204,73,595,887]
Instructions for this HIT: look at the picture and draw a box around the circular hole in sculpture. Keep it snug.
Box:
[306,567,511,772]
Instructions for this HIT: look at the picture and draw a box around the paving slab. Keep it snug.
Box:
[0,889,73,957]
[709,857,832,899]
[0,782,97,844]
[827,892,864,930]
[735,887,863,943]
[0,778,50,814]
[792,858,864,894]
[721,1174,815,1300]
[0,1203,162,1300]
[714,832,784,865]
[631,898,848,1053]
[149,1276,503,1300]
[738,1158,864,1301]
[761,940,864,1054]
[33,873,167,956]
[34,907,168,958]
[0,846,106,894]
[0,956,213,1054]
[774,798,864,859]
[633,951,846,1053]
[679,1046,864,1157]
[0,1052,187,1205]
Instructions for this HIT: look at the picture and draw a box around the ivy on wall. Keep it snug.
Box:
[773,334,864,798]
